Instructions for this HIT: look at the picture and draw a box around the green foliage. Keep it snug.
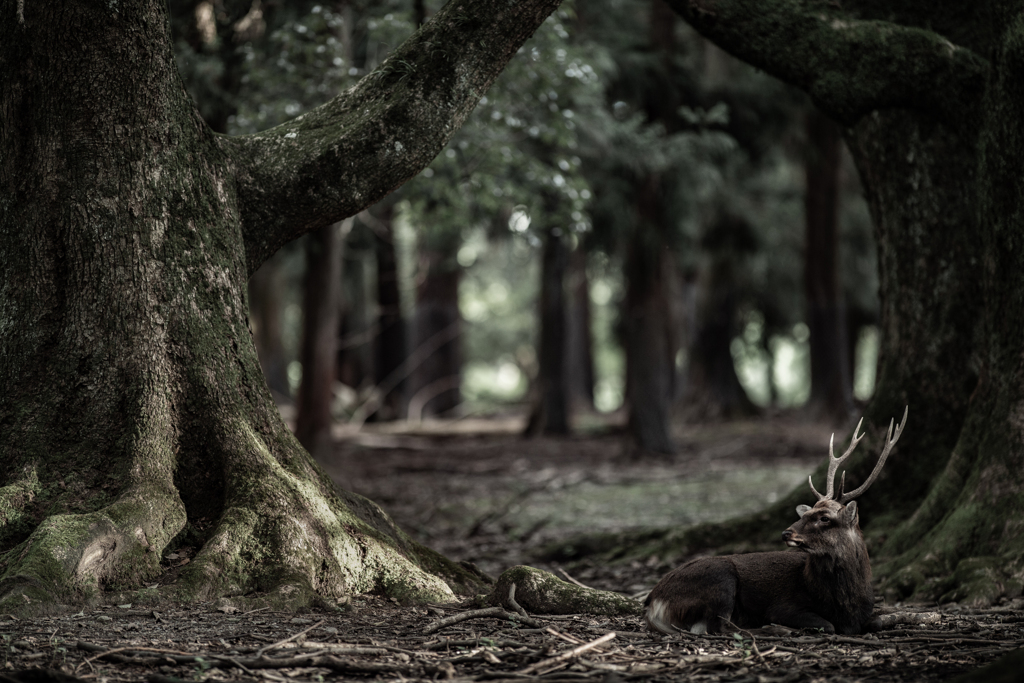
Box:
[404,5,604,251]
[168,0,880,415]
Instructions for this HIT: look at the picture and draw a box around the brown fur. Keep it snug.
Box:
[645,499,875,635]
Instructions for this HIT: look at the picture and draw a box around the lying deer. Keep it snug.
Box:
[645,408,907,636]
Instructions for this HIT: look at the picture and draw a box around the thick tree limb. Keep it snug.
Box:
[664,0,988,136]
[230,0,562,275]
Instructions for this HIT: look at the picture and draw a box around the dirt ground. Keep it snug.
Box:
[3,417,1023,682]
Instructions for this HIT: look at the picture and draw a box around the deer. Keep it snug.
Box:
[645,408,907,636]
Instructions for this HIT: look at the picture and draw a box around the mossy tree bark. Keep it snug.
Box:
[627,0,1024,604]
[0,0,561,611]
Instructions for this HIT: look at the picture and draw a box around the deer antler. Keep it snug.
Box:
[838,406,908,504]
[808,417,865,501]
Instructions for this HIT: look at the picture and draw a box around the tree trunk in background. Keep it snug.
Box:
[804,108,854,419]
[624,176,677,455]
[685,278,756,420]
[295,224,343,459]
[567,246,596,411]
[337,241,373,391]
[410,247,463,419]
[370,204,407,420]
[526,225,571,436]
[248,255,291,398]
[682,212,758,420]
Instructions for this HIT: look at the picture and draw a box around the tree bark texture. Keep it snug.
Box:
[295,224,343,460]
[526,224,571,436]
[0,0,561,610]
[804,108,854,419]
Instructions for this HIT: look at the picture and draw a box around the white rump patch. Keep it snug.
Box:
[645,598,674,635]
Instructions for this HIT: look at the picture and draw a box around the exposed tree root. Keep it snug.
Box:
[0,417,486,615]
[487,566,642,616]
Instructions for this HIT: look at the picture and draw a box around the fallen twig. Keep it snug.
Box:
[545,627,585,645]
[255,619,325,657]
[518,631,616,675]
[556,568,594,590]
[424,606,541,634]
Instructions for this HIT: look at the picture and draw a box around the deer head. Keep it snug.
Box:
[785,407,908,549]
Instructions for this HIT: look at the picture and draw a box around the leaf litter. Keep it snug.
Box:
[3,418,1021,681]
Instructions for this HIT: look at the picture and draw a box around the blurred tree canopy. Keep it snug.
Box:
[169,0,880,444]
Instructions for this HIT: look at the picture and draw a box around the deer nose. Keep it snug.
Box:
[782,529,794,541]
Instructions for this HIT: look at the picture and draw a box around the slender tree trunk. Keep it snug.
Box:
[248,255,292,398]
[624,176,677,454]
[526,224,570,436]
[295,224,343,459]
[370,204,407,420]
[567,246,596,411]
[681,213,758,420]
[804,108,854,419]
[337,242,373,391]
[410,246,463,419]
[413,0,428,27]
[685,276,756,419]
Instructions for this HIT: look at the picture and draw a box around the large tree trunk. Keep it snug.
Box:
[526,224,571,436]
[295,223,343,459]
[0,0,561,611]
[804,108,854,420]
[873,26,1024,605]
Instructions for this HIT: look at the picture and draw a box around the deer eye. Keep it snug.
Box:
[819,517,830,524]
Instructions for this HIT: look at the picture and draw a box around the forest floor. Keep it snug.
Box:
[3,415,1022,683]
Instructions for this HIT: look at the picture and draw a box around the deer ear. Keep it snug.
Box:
[843,501,858,523]
[796,504,811,517]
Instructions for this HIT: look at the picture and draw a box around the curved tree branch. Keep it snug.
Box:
[664,0,988,135]
[228,0,561,275]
